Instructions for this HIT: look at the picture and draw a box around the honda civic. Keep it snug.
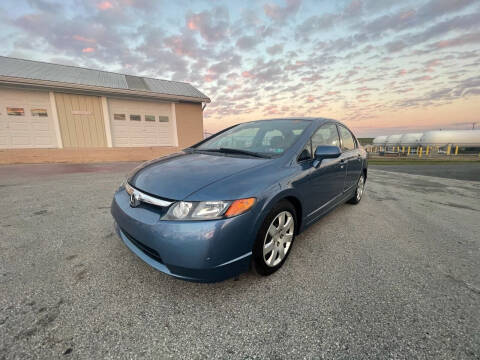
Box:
[111,118,368,282]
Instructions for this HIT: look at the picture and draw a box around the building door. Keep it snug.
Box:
[0,88,57,149]
[55,93,107,147]
[108,98,175,147]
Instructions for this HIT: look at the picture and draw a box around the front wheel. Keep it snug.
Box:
[253,200,296,276]
[348,174,366,204]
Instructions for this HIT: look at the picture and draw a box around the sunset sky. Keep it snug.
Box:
[1,0,479,136]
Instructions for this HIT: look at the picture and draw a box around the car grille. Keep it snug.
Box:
[121,228,163,264]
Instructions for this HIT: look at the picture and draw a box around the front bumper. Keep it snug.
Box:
[111,188,254,282]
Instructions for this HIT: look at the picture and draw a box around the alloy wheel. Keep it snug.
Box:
[263,211,295,267]
[356,175,365,201]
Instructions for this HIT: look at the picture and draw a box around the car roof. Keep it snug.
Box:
[242,117,341,126]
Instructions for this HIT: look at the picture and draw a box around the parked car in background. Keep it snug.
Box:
[111,118,368,282]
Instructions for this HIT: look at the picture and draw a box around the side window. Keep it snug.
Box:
[311,123,340,151]
[338,126,356,151]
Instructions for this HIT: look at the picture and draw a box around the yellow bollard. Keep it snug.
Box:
[407,146,410,155]
[402,146,405,153]
[419,147,423,158]
[426,146,430,155]
[447,144,451,155]
[455,146,459,155]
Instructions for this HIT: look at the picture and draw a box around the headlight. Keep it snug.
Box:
[171,201,193,218]
[163,198,256,220]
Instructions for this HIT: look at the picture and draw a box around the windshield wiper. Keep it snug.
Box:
[199,148,270,158]
[219,148,271,158]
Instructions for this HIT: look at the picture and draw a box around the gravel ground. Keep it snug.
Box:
[371,162,480,181]
[0,164,479,359]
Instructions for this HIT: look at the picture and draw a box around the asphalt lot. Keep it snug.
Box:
[371,162,480,181]
[1,163,479,359]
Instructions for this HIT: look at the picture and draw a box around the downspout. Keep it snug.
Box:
[202,102,207,111]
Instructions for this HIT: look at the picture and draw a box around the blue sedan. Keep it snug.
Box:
[111,118,368,282]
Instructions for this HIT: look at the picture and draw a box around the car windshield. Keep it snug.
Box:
[194,119,311,157]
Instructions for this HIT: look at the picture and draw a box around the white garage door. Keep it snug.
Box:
[108,98,176,147]
[0,88,57,149]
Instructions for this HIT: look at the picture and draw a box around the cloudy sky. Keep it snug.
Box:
[1,0,479,136]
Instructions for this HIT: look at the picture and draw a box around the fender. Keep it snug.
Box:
[249,184,305,248]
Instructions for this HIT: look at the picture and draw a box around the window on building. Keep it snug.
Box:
[130,114,141,121]
[31,108,48,117]
[338,125,356,151]
[114,113,126,120]
[7,107,24,116]
[145,115,155,122]
[158,116,169,122]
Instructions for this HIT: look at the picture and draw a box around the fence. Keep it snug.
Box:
[365,143,480,158]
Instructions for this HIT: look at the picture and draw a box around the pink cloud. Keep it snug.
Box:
[185,9,229,42]
[204,74,215,82]
[73,35,96,43]
[356,86,376,92]
[187,17,199,30]
[397,69,408,76]
[425,59,441,67]
[433,32,480,49]
[226,73,239,80]
[264,0,301,21]
[82,47,95,53]
[226,84,241,92]
[325,91,340,96]
[399,9,415,20]
[413,75,432,81]
[97,1,114,10]
[356,93,370,99]
[242,71,255,79]
[306,95,314,103]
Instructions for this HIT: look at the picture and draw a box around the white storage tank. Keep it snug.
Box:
[420,130,480,146]
[385,134,403,146]
[373,135,388,145]
[399,133,423,146]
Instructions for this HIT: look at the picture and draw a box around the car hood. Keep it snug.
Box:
[129,151,270,200]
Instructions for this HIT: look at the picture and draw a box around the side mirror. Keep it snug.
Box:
[313,145,341,167]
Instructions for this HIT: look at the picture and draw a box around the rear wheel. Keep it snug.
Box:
[253,200,296,276]
[348,174,365,204]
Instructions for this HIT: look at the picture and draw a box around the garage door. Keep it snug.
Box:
[108,98,175,147]
[54,93,107,148]
[0,88,57,149]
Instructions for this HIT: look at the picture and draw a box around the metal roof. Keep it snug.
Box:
[0,56,210,103]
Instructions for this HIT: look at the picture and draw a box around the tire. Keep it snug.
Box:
[348,173,366,204]
[253,200,297,276]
